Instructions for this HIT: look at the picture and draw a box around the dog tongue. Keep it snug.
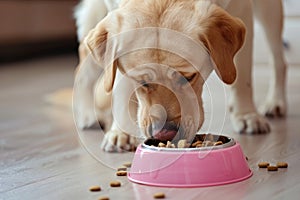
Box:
[152,129,177,141]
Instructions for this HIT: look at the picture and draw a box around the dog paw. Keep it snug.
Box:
[101,130,138,152]
[74,103,110,130]
[75,109,99,129]
[230,112,271,134]
[260,99,286,118]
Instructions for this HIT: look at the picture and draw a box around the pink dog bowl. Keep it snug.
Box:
[128,134,252,187]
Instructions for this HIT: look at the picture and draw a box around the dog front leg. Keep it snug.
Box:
[100,70,141,152]
[253,0,287,117]
[73,44,102,129]
[229,4,270,134]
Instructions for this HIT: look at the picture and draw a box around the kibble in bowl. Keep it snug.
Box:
[143,134,234,151]
[128,133,252,187]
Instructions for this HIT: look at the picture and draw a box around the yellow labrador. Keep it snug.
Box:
[74,0,287,152]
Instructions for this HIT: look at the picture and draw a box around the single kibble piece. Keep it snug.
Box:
[98,196,109,200]
[166,141,171,147]
[166,141,175,148]
[177,139,189,148]
[116,171,127,176]
[89,185,101,192]
[267,165,278,171]
[153,192,165,199]
[277,162,288,168]
[245,156,249,161]
[110,181,121,187]
[158,142,166,148]
[117,167,127,171]
[192,141,202,147]
[123,162,132,168]
[214,141,223,146]
[258,162,270,168]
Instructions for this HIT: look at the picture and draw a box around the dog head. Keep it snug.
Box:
[85,0,245,142]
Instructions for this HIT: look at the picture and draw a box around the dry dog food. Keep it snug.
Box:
[117,167,127,171]
[145,134,229,149]
[177,139,190,148]
[123,162,132,168]
[267,165,278,171]
[116,170,127,176]
[258,162,270,168]
[191,141,202,147]
[158,142,166,147]
[258,161,288,172]
[110,181,121,187]
[98,196,110,200]
[214,141,223,146]
[89,185,101,192]
[277,162,288,168]
[153,192,166,199]
[166,141,175,148]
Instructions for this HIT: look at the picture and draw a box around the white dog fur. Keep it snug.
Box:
[74,0,287,152]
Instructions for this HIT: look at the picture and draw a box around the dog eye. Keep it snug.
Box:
[178,74,196,85]
[140,80,150,88]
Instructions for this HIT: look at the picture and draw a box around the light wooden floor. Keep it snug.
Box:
[1,10,300,200]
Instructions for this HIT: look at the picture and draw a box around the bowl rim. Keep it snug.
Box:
[141,134,236,152]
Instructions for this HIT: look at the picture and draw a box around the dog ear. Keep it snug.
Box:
[198,4,246,84]
[84,15,117,93]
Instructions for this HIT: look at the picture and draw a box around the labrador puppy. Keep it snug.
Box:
[74,0,287,152]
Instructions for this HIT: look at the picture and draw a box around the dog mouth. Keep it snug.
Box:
[149,122,179,141]
[152,129,178,141]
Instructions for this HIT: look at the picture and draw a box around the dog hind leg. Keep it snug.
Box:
[253,0,287,117]
[229,1,271,134]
